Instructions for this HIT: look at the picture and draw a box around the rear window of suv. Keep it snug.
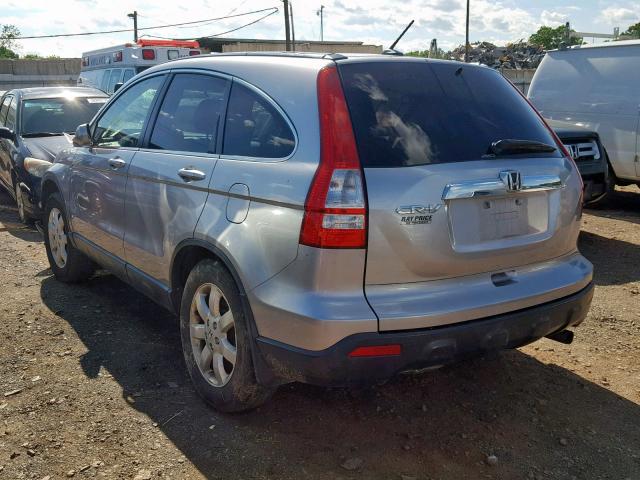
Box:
[339,61,559,167]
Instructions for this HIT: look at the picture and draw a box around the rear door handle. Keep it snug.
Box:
[178,167,206,182]
[108,157,126,169]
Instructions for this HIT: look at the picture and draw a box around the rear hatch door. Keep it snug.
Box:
[338,59,582,329]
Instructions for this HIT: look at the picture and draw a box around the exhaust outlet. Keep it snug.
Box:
[545,330,574,345]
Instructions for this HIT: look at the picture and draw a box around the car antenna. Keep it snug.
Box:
[384,20,414,55]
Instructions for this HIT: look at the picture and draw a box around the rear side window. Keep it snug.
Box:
[339,61,559,167]
[149,73,229,154]
[222,83,295,159]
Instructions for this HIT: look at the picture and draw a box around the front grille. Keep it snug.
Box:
[562,139,601,162]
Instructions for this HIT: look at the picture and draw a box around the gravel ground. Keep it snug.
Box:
[0,187,639,480]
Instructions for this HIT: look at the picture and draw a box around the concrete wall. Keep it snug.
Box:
[500,68,536,95]
[221,42,382,54]
[0,58,81,90]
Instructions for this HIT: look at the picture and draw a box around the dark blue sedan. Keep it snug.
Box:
[0,87,108,222]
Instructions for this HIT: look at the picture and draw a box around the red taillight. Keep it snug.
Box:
[189,50,201,56]
[299,65,367,249]
[113,51,123,62]
[142,49,156,60]
[348,345,402,358]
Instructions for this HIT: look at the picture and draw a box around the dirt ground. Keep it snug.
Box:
[0,187,638,480]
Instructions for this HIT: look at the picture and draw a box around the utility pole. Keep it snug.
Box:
[317,5,324,42]
[290,2,296,51]
[127,10,138,42]
[283,0,291,51]
[464,0,470,62]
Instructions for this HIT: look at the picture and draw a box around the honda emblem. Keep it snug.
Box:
[499,170,522,192]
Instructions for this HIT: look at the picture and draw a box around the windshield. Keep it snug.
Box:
[339,61,560,167]
[21,96,107,135]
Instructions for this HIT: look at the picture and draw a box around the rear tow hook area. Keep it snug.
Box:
[545,330,574,345]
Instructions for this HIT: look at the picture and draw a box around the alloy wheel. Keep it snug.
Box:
[189,283,237,387]
[47,207,68,268]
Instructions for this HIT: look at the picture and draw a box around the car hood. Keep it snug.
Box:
[545,119,598,139]
[22,134,73,162]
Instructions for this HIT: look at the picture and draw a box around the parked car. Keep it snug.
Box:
[41,54,594,412]
[0,87,108,222]
[548,120,611,205]
[529,40,640,191]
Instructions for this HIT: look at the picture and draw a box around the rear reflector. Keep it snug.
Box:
[189,50,201,56]
[299,65,367,249]
[349,345,402,358]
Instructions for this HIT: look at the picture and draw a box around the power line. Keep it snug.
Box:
[140,9,279,41]
[14,7,279,40]
[202,9,280,38]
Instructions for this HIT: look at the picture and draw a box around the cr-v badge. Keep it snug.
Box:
[395,204,442,225]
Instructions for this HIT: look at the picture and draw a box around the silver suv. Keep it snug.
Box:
[41,53,594,412]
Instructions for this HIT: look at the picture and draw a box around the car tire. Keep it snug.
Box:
[585,162,616,208]
[14,182,32,224]
[179,259,274,412]
[43,192,95,283]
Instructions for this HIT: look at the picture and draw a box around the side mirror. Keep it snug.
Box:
[113,82,124,93]
[73,124,92,147]
[0,126,14,141]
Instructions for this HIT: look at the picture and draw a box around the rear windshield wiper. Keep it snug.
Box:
[22,132,65,138]
[488,139,557,156]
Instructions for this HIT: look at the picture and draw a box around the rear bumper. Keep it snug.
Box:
[256,282,594,386]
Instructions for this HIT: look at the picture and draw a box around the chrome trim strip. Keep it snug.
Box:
[442,174,563,200]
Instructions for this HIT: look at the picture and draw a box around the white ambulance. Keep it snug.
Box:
[78,39,202,94]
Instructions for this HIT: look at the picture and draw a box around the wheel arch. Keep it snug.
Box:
[170,239,281,386]
[40,176,62,204]
[170,239,248,313]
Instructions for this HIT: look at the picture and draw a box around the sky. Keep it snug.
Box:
[3,0,640,57]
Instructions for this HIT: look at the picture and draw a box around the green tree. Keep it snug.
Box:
[406,48,451,59]
[621,22,640,39]
[0,46,18,59]
[529,25,582,50]
[0,24,20,59]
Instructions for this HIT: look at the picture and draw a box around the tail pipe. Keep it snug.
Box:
[545,329,574,345]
